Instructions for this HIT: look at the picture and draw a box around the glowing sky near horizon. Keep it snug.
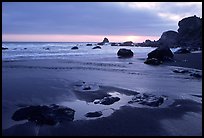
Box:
[2,2,202,42]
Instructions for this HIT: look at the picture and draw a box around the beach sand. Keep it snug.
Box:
[163,52,202,70]
[2,53,202,136]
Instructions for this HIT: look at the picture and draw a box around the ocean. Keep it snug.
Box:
[2,42,180,61]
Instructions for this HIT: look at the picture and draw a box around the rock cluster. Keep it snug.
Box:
[128,93,165,107]
[12,104,75,126]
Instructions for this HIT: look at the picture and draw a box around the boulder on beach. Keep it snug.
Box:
[94,96,120,105]
[71,46,78,50]
[117,48,134,58]
[92,46,101,49]
[12,104,75,126]
[147,45,174,62]
[158,30,179,48]
[85,111,103,118]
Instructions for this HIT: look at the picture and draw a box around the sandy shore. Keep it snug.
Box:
[163,52,202,70]
[2,54,202,136]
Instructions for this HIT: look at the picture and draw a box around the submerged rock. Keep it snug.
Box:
[12,104,75,126]
[94,96,120,105]
[128,93,165,107]
[92,46,101,49]
[117,48,134,58]
[85,111,103,118]
[71,46,78,50]
[86,44,92,46]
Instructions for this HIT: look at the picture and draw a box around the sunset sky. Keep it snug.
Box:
[2,2,202,42]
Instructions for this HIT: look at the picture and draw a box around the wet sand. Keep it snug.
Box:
[2,55,202,136]
[163,52,202,70]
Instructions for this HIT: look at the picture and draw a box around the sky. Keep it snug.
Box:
[2,2,202,42]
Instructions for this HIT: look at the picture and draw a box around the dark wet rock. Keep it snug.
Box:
[97,37,109,45]
[83,85,91,90]
[2,47,8,50]
[86,44,92,46]
[158,30,179,48]
[102,37,109,43]
[173,69,189,73]
[71,46,78,50]
[147,46,174,62]
[119,41,134,46]
[128,93,165,107]
[92,46,101,49]
[117,48,134,58]
[144,58,162,65]
[85,111,103,118]
[174,48,191,54]
[178,15,202,49]
[12,104,75,126]
[111,42,119,46]
[94,96,120,105]
[43,47,50,50]
[190,73,202,78]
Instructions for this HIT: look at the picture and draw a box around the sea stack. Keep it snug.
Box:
[97,37,109,45]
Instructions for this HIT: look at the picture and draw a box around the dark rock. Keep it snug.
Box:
[83,86,91,90]
[147,46,174,61]
[102,37,109,43]
[44,47,50,50]
[158,30,179,48]
[97,42,104,45]
[92,46,101,49]
[71,46,78,50]
[86,44,92,46]
[174,48,191,54]
[117,48,134,58]
[2,47,8,50]
[85,111,103,118]
[128,93,165,107]
[24,48,27,50]
[178,15,202,49]
[173,69,189,73]
[111,43,119,46]
[95,96,120,105]
[119,41,134,46]
[144,58,162,65]
[190,73,202,78]
[12,104,75,126]
[97,37,109,45]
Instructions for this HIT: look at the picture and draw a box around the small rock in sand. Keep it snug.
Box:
[85,111,103,118]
